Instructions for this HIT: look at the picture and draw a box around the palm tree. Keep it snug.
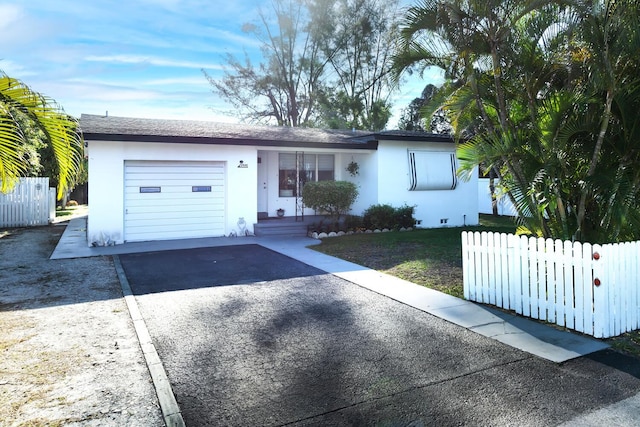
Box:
[392,0,564,222]
[0,72,83,199]
[393,0,640,242]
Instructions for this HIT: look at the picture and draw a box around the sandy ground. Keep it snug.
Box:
[0,216,163,426]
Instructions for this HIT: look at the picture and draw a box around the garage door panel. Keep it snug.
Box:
[126,203,224,213]
[126,220,225,232]
[125,192,225,203]
[124,187,225,197]
[125,164,224,174]
[124,228,225,241]
[126,222,225,236]
[125,175,224,184]
[126,217,224,228]
[125,184,224,193]
[125,205,224,217]
[124,161,226,242]
[127,193,224,210]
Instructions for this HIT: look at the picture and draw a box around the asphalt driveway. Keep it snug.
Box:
[119,245,640,426]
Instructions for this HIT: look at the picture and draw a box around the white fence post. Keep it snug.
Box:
[49,188,56,222]
[592,244,607,338]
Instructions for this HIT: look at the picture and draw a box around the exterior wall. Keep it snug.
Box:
[478,178,518,216]
[87,139,257,245]
[376,140,479,228]
[259,148,376,218]
[337,152,378,215]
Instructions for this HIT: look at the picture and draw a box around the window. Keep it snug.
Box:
[279,153,296,197]
[279,153,334,197]
[318,154,335,181]
[408,150,458,191]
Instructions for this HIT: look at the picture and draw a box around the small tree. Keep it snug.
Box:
[302,181,358,221]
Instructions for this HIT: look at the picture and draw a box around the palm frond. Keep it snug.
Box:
[0,72,84,198]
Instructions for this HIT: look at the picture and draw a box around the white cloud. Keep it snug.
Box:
[85,54,224,70]
[0,4,22,29]
[0,60,37,77]
[141,76,210,86]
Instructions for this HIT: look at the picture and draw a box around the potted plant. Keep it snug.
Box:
[346,161,359,177]
[276,208,285,218]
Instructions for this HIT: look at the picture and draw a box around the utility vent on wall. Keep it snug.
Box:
[408,150,458,191]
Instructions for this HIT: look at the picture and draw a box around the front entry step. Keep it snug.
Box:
[253,220,308,237]
[253,215,330,237]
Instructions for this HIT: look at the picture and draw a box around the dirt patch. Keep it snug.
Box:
[0,224,162,426]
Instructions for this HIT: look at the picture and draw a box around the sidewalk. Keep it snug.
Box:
[52,216,608,363]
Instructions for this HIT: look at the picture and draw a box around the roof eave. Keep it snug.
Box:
[83,133,378,150]
[372,133,455,143]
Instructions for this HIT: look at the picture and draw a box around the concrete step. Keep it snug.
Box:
[253,222,309,237]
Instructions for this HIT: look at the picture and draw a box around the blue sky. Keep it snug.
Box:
[2,0,443,127]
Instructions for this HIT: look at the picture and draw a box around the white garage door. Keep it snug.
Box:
[124,161,225,242]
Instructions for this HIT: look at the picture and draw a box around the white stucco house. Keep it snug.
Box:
[81,114,478,246]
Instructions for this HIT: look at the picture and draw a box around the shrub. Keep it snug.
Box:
[394,204,417,228]
[363,204,417,230]
[344,214,364,231]
[363,204,396,229]
[302,181,358,220]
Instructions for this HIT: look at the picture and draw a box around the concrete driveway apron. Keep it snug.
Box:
[118,244,640,427]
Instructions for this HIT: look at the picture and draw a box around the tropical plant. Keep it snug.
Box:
[393,0,640,243]
[0,72,83,198]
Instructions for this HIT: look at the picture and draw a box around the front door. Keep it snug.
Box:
[257,151,268,214]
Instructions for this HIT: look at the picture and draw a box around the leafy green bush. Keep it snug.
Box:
[344,214,364,230]
[394,204,417,228]
[363,204,395,229]
[302,180,358,220]
[363,204,417,230]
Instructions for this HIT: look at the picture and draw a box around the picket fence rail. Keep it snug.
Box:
[462,231,640,338]
[0,177,54,227]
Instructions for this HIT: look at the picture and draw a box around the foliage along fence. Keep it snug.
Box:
[0,177,54,227]
[461,231,640,338]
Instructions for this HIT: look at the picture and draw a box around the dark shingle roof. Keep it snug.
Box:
[79,114,454,149]
[80,114,378,149]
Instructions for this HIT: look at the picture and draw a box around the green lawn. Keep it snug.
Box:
[311,214,639,358]
[311,214,517,298]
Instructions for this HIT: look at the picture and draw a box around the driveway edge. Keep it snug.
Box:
[113,255,185,427]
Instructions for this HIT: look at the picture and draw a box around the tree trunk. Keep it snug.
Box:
[575,87,614,241]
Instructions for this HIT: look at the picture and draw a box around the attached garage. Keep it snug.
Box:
[124,160,225,242]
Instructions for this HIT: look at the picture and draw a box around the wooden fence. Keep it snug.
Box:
[0,177,54,227]
[462,231,640,338]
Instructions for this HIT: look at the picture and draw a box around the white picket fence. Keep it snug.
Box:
[462,231,640,338]
[0,177,55,227]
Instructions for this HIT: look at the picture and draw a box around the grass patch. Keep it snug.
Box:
[311,214,640,359]
[55,205,81,217]
[312,214,516,298]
